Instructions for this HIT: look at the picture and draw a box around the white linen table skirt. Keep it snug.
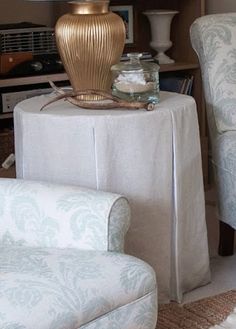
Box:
[14,91,211,302]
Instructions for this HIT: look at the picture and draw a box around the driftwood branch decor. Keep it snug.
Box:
[40,81,155,112]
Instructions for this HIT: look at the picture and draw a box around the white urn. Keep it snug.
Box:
[143,10,178,64]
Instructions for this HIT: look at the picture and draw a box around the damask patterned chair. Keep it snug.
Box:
[190,13,236,256]
[0,178,157,329]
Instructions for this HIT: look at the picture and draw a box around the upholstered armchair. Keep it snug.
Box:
[190,13,236,255]
[0,178,157,329]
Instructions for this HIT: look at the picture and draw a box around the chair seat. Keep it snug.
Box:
[212,131,236,229]
[0,246,156,329]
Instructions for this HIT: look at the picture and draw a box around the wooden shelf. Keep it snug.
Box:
[0,62,200,89]
[0,113,13,120]
[0,0,208,184]
[0,73,69,120]
[159,62,199,73]
[0,72,69,88]
[0,166,16,178]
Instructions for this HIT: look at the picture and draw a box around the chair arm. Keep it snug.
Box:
[0,178,130,252]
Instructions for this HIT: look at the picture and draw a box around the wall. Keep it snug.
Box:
[0,0,54,26]
[207,0,236,14]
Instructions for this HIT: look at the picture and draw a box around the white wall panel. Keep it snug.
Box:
[0,0,54,27]
[207,0,236,14]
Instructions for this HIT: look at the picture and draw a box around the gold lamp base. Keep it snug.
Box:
[55,1,126,100]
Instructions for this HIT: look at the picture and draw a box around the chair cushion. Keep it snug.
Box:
[0,247,156,329]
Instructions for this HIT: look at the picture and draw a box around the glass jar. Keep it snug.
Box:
[111,53,160,103]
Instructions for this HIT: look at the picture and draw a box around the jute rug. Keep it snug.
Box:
[156,290,236,329]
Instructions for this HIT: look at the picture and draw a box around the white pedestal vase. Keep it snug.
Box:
[143,10,178,64]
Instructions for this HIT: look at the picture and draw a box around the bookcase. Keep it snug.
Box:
[0,0,208,184]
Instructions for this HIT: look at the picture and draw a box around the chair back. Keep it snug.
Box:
[190,13,236,139]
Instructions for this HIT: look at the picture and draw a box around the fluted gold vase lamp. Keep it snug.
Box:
[55,0,126,100]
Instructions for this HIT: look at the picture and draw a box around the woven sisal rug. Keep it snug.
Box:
[156,290,236,329]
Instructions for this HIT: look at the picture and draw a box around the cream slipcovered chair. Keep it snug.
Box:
[0,178,157,329]
[190,13,236,255]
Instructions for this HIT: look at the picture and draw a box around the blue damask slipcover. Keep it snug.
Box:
[0,178,157,329]
[190,14,236,232]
